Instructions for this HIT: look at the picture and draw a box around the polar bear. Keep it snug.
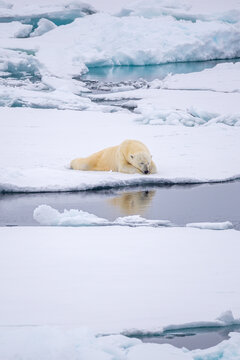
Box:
[70,139,157,174]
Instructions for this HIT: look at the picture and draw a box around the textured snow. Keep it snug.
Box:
[0,21,32,38]
[117,0,240,23]
[0,80,92,109]
[1,108,240,193]
[0,2,239,111]
[1,11,239,80]
[30,18,56,37]
[1,226,240,333]
[33,204,109,226]
[1,327,240,360]
[33,204,172,227]
[33,13,240,79]
[0,0,96,20]
[186,221,233,230]
[0,48,39,75]
[91,88,240,126]
[33,205,233,230]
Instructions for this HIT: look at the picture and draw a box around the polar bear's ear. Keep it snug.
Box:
[130,154,134,159]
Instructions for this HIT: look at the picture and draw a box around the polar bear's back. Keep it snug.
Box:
[91,145,119,171]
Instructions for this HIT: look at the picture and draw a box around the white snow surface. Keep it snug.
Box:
[1,108,240,192]
[30,13,240,78]
[117,0,240,23]
[30,18,56,37]
[0,1,239,111]
[1,11,240,81]
[186,221,233,230]
[91,87,240,126]
[33,204,172,227]
[1,226,240,333]
[0,0,96,19]
[160,62,240,93]
[33,205,233,230]
[1,327,240,360]
[0,21,32,38]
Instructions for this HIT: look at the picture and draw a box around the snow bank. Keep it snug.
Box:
[1,108,240,193]
[33,204,172,227]
[1,326,240,360]
[160,62,240,93]
[186,221,233,230]
[117,0,240,23]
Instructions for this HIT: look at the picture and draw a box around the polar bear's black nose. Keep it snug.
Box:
[144,170,149,174]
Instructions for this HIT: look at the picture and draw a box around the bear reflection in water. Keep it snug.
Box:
[109,190,156,216]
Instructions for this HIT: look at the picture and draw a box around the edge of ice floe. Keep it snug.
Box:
[33,205,173,227]
[1,168,240,193]
[33,204,234,230]
[120,311,240,337]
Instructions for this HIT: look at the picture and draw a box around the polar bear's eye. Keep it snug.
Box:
[140,162,144,165]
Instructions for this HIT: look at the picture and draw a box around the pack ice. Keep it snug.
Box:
[0,0,240,110]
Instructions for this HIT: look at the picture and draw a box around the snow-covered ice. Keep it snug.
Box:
[1,1,240,358]
[25,13,240,79]
[33,204,172,227]
[0,0,96,21]
[116,0,240,23]
[91,87,240,126]
[0,4,240,81]
[1,226,240,333]
[0,0,239,111]
[33,205,234,230]
[30,18,56,37]
[1,326,240,360]
[160,62,240,93]
[1,108,240,192]
[186,221,233,230]
[0,21,32,38]
[33,204,109,226]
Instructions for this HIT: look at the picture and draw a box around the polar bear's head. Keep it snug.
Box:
[129,152,152,174]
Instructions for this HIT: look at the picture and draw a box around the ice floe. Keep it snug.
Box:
[1,108,240,193]
[117,0,240,23]
[0,21,32,38]
[186,221,233,230]
[33,204,173,227]
[91,88,240,126]
[1,226,240,332]
[0,1,239,111]
[32,13,240,79]
[1,326,240,360]
[33,205,234,230]
[0,0,96,23]
[30,18,56,37]
[160,62,240,93]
